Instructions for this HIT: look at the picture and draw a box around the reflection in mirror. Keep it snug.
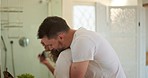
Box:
[19,37,29,47]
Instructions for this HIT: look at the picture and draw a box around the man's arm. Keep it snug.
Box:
[70,60,89,78]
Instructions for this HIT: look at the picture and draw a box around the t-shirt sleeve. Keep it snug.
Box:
[71,36,95,62]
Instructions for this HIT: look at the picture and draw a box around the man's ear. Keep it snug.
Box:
[57,33,65,40]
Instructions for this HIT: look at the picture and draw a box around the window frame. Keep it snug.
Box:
[72,2,97,31]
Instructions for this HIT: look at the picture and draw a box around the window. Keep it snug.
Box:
[73,3,96,31]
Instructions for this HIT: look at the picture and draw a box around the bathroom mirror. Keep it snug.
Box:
[19,37,29,47]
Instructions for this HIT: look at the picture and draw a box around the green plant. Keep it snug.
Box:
[17,73,34,78]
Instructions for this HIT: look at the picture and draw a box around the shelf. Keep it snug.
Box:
[0,7,23,13]
[1,22,23,25]
[0,7,23,30]
[3,26,23,28]
[1,22,23,29]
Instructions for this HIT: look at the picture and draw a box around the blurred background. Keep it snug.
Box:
[0,0,148,78]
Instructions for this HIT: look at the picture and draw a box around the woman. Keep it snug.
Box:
[38,49,72,78]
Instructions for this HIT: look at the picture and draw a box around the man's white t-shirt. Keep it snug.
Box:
[70,27,126,78]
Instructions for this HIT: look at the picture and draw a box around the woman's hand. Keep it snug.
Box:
[38,52,49,65]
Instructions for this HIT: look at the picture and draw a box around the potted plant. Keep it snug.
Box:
[17,73,34,78]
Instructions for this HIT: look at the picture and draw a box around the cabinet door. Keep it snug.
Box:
[108,6,138,78]
[97,5,140,78]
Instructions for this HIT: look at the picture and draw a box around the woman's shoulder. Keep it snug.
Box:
[60,49,71,57]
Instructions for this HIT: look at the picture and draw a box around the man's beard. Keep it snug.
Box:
[50,41,70,62]
[50,47,70,62]
[50,48,65,62]
[51,40,67,56]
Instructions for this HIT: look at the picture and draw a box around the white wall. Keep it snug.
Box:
[0,0,1,77]
[0,0,54,78]
[146,8,148,51]
[145,7,148,78]
[143,0,148,3]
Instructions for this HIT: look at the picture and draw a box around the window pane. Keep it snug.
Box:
[73,5,96,31]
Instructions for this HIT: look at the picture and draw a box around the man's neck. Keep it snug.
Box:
[65,29,76,48]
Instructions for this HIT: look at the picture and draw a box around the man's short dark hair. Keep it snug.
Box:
[37,16,70,39]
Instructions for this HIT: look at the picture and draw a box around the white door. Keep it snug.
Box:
[97,5,140,78]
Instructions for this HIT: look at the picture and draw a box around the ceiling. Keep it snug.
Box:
[143,0,148,3]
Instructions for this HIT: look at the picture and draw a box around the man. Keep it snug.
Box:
[37,16,126,78]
